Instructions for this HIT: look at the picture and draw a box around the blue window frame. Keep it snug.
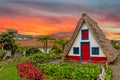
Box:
[92,47,99,55]
[73,47,79,54]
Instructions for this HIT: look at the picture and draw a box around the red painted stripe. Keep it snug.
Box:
[91,57,107,63]
[66,56,107,63]
[66,56,80,62]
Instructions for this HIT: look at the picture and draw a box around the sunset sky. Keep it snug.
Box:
[0,0,120,40]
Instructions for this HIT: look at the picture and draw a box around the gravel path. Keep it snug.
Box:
[110,56,120,80]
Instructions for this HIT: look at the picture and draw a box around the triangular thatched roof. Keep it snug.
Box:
[63,13,118,63]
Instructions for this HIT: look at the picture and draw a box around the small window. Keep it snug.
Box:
[92,47,99,55]
[82,30,89,40]
[73,47,79,54]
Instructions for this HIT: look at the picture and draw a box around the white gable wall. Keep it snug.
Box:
[68,23,105,57]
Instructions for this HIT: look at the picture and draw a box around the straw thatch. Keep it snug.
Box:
[17,38,52,47]
[63,13,118,63]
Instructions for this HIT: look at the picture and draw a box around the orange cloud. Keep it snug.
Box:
[0,16,77,35]
[0,14,120,40]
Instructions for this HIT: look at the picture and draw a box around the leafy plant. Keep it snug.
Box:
[29,53,61,65]
[15,46,23,53]
[38,63,101,80]
[36,35,54,53]
[0,50,7,60]
[105,68,112,80]
[25,46,42,56]
[49,43,63,54]
[54,38,69,51]
[16,62,44,80]
[0,29,17,50]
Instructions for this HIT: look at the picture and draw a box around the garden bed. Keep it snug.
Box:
[36,62,112,80]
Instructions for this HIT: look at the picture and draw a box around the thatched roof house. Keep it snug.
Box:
[63,13,118,63]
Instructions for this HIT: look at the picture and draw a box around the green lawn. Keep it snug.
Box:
[0,61,20,80]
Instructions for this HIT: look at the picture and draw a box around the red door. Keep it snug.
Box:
[81,42,90,62]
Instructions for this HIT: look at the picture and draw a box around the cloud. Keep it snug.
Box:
[1,0,120,20]
[54,32,73,39]
[113,33,120,35]
[105,32,120,40]
[0,0,120,40]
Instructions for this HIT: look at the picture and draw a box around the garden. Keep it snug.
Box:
[0,29,117,80]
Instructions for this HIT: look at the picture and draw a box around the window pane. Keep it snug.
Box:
[92,47,99,55]
[73,47,79,54]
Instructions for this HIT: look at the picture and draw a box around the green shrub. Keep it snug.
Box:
[112,44,120,54]
[105,68,112,80]
[29,53,61,65]
[25,47,42,56]
[0,50,7,59]
[15,46,23,53]
[38,63,101,80]
[49,44,63,54]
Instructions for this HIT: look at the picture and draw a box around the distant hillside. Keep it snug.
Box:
[16,34,33,40]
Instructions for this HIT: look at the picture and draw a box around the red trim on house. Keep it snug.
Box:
[66,56,80,62]
[66,55,107,63]
[91,57,107,63]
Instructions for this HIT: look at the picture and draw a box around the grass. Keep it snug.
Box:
[0,61,20,80]
[0,56,30,80]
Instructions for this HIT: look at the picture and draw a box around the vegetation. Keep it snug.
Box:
[0,29,17,50]
[17,62,44,80]
[105,68,113,80]
[55,38,69,51]
[111,40,120,54]
[25,46,42,56]
[0,29,113,80]
[0,62,20,80]
[36,35,54,53]
[0,50,7,60]
[28,53,61,65]
[37,63,101,80]
[49,43,63,54]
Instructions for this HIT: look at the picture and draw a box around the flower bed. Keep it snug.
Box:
[17,62,44,80]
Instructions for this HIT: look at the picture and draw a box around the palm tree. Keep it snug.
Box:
[36,35,54,53]
[55,39,69,51]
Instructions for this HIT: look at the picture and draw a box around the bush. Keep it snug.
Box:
[49,44,63,54]
[38,63,101,80]
[25,47,42,56]
[15,46,23,53]
[29,53,61,65]
[0,50,7,59]
[105,68,112,80]
[112,44,120,54]
[16,62,44,80]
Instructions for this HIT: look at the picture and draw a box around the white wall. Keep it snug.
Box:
[68,23,105,57]
[39,48,50,53]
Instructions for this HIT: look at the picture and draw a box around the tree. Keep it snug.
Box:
[0,29,17,50]
[49,43,63,54]
[55,39,69,51]
[36,35,54,53]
